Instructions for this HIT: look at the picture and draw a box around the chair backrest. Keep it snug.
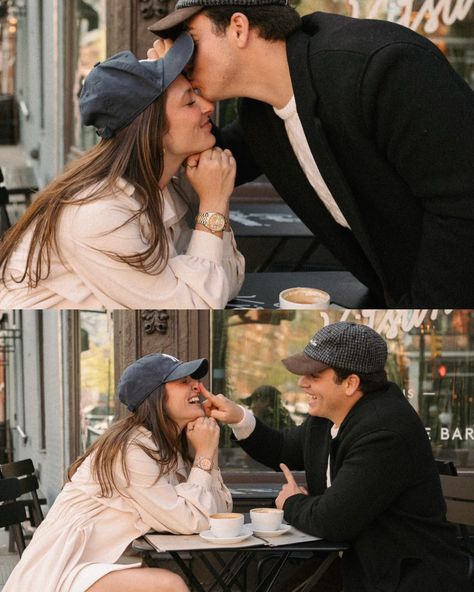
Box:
[1,458,36,479]
[439,473,474,555]
[0,477,26,556]
[439,475,474,527]
[0,459,44,523]
[435,459,457,476]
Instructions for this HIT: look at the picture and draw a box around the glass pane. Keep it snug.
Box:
[71,0,106,151]
[79,311,114,452]
[293,0,474,86]
[212,310,474,472]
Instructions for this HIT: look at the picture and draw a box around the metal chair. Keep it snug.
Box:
[438,470,474,586]
[0,166,11,237]
[0,459,46,527]
[439,473,474,553]
[435,459,473,552]
[0,459,46,552]
[0,477,27,556]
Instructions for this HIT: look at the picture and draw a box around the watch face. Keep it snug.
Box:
[198,457,212,470]
[207,213,226,232]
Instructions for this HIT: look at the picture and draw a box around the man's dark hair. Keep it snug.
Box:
[204,6,302,40]
[332,367,388,395]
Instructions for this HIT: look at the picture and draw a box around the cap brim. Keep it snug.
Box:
[165,358,209,383]
[149,6,203,38]
[281,353,329,376]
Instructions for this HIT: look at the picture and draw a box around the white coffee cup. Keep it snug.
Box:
[250,508,284,531]
[209,512,244,538]
[279,287,330,310]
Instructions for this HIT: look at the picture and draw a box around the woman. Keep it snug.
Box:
[0,33,244,309]
[4,353,231,592]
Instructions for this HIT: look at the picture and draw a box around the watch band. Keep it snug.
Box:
[195,212,229,233]
[193,456,214,471]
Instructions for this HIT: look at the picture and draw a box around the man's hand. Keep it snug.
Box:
[199,383,244,424]
[275,463,309,509]
[146,37,174,60]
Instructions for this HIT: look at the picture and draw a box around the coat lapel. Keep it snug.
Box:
[286,31,386,286]
[240,99,384,299]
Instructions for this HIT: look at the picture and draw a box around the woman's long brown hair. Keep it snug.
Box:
[0,96,169,287]
[68,385,193,498]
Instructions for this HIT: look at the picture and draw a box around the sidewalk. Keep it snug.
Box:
[0,528,19,590]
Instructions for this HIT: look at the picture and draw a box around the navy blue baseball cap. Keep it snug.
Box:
[149,0,289,38]
[79,32,194,138]
[118,353,209,412]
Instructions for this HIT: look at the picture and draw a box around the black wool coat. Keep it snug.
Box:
[217,13,474,307]
[237,384,471,591]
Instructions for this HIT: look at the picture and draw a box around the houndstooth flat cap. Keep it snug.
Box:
[282,322,387,376]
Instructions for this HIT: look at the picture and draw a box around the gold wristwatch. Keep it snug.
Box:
[195,212,228,233]
[193,456,214,471]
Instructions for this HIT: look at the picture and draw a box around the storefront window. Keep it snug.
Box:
[212,310,474,472]
[71,0,106,152]
[79,311,114,452]
[293,0,474,86]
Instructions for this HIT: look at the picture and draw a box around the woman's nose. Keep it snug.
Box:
[197,94,214,116]
[191,380,199,391]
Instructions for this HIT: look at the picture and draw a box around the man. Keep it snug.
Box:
[200,322,472,591]
[149,1,474,307]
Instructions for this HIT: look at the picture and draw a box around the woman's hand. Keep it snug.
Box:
[185,147,236,215]
[186,416,220,459]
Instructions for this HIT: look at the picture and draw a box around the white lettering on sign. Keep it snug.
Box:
[349,0,474,34]
[320,309,453,339]
[440,427,474,440]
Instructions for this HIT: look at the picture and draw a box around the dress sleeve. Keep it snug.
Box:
[58,194,244,309]
[118,444,233,534]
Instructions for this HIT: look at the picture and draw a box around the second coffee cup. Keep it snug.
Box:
[279,287,330,310]
[250,508,284,531]
[209,512,244,538]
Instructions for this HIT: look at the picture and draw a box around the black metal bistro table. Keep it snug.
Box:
[228,271,376,309]
[134,532,349,592]
[230,202,319,272]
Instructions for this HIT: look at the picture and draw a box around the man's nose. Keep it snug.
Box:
[298,375,309,388]
[190,380,199,391]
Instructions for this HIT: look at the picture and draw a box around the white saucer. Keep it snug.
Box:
[248,523,292,537]
[199,526,253,545]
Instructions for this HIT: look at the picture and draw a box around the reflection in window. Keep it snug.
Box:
[79,311,114,452]
[293,0,474,86]
[72,0,106,151]
[212,310,474,471]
